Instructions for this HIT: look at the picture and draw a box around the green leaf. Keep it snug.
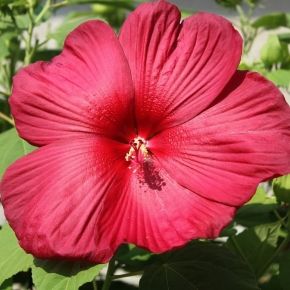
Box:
[273,174,290,203]
[220,223,237,237]
[80,281,139,290]
[11,48,61,62]
[14,14,30,29]
[32,259,105,290]
[246,0,261,6]
[0,278,12,290]
[278,33,290,44]
[32,49,61,62]
[279,250,290,290]
[0,128,35,178]
[266,70,290,87]
[252,13,290,29]
[0,31,17,60]
[91,4,127,29]
[0,0,27,10]
[140,242,259,290]
[238,62,267,75]
[117,244,154,272]
[235,204,278,227]
[247,187,274,205]
[235,187,278,227]
[227,223,281,275]
[260,274,283,290]
[0,224,33,285]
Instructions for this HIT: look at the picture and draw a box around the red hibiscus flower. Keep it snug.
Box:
[1,0,290,263]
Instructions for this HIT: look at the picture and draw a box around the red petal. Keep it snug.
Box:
[1,136,128,262]
[1,136,235,262]
[151,71,290,206]
[11,21,135,146]
[93,157,236,257]
[119,1,242,138]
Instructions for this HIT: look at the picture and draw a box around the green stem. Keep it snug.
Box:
[112,271,144,280]
[257,236,289,277]
[2,64,11,92]
[273,209,288,228]
[36,39,49,49]
[24,0,53,65]
[50,0,68,9]
[236,4,247,24]
[92,279,98,290]
[245,28,257,54]
[101,257,116,290]
[235,3,257,55]
[35,0,51,24]
[0,112,14,126]
[258,210,290,276]
[24,0,35,65]
[0,91,10,98]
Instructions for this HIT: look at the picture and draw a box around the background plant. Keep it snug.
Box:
[0,0,290,289]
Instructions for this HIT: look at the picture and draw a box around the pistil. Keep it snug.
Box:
[125,137,149,163]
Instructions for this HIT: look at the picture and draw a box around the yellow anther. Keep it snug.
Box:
[125,137,149,162]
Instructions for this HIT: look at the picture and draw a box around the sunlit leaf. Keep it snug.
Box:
[273,174,290,203]
[0,128,35,178]
[32,259,105,290]
[266,70,290,87]
[247,187,274,205]
[0,224,33,285]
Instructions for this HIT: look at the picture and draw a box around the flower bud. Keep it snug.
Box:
[261,35,289,67]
